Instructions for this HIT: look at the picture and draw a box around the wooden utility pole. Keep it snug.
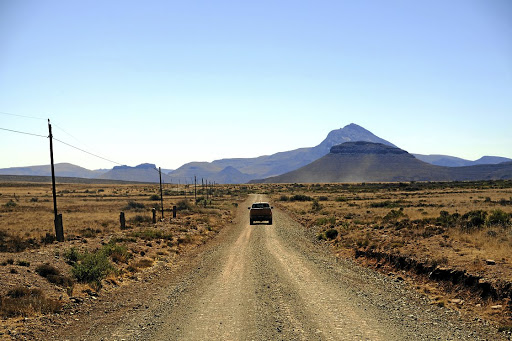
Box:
[159,167,164,219]
[48,119,64,242]
[194,175,197,204]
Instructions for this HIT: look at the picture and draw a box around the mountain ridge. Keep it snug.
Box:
[253,142,512,183]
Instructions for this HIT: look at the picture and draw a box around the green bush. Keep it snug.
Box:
[436,211,459,227]
[64,247,80,264]
[316,216,336,225]
[279,195,289,201]
[5,200,17,208]
[289,194,312,202]
[461,210,487,230]
[102,242,132,263]
[487,209,510,227]
[149,194,160,201]
[71,251,113,285]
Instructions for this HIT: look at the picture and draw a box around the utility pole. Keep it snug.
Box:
[48,119,64,242]
[194,175,197,204]
[159,167,164,220]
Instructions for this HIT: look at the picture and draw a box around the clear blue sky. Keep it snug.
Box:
[1,0,511,170]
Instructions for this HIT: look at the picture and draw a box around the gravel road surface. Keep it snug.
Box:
[53,194,505,340]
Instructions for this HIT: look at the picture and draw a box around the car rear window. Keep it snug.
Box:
[252,203,270,208]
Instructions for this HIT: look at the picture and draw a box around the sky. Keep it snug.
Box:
[1,0,511,170]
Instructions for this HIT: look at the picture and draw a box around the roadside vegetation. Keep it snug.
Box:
[269,180,512,327]
[0,182,247,332]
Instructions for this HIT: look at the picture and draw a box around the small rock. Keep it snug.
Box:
[490,305,502,310]
[449,299,462,305]
[485,259,496,265]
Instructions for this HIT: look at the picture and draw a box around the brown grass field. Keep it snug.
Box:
[264,181,512,326]
[0,181,248,337]
[1,180,511,334]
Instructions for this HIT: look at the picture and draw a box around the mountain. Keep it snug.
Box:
[253,142,512,183]
[169,123,396,184]
[98,163,173,183]
[0,163,104,178]
[414,154,512,167]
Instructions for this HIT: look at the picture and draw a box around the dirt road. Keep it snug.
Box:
[52,194,504,340]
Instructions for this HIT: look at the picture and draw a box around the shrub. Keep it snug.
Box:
[176,199,193,211]
[149,194,160,201]
[325,229,338,240]
[129,215,152,225]
[279,195,289,201]
[17,260,30,267]
[35,264,74,288]
[461,210,487,231]
[35,264,59,278]
[316,216,336,226]
[64,247,80,264]
[487,209,510,227]
[289,194,312,202]
[311,200,323,212]
[80,227,100,238]
[124,201,145,210]
[5,200,17,208]
[0,287,62,317]
[71,251,113,286]
[436,211,458,228]
[383,209,407,222]
[102,243,132,263]
[30,197,38,202]
[370,200,404,208]
[318,196,329,201]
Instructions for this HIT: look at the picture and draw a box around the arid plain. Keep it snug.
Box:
[0,180,511,339]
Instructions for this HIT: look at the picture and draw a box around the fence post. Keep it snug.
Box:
[152,208,156,223]
[173,205,177,218]
[120,212,125,229]
[55,214,64,242]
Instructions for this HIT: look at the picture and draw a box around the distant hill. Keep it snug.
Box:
[169,123,396,184]
[0,175,145,184]
[0,163,104,178]
[98,163,173,183]
[414,154,512,167]
[253,142,512,183]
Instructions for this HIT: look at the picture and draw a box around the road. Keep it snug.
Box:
[53,194,503,340]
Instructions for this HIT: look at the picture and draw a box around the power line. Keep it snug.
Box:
[0,126,47,138]
[0,111,46,120]
[53,137,124,166]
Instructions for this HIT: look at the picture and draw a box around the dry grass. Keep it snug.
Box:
[0,181,247,325]
[268,181,512,325]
